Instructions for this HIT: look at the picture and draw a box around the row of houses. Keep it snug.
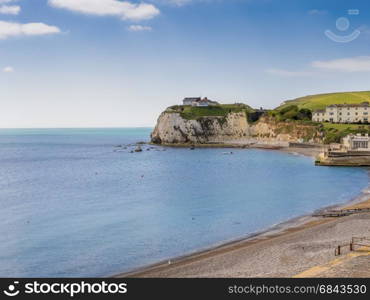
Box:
[312,102,370,123]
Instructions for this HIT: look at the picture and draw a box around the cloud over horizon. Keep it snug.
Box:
[2,66,14,72]
[268,55,370,77]
[48,0,160,21]
[312,56,370,72]
[0,21,61,39]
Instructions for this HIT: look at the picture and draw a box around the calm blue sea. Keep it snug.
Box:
[0,128,368,277]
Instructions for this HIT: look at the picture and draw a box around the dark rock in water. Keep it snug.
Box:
[222,151,234,155]
[151,136,162,144]
[135,146,143,152]
[136,141,146,145]
[190,145,195,150]
[146,148,150,151]
[130,150,134,153]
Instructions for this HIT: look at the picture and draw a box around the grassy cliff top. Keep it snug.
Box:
[277,91,370,111]
[167,103,255,120]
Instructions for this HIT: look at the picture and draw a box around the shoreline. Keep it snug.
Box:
[115,194,370,278]
[150,141,324,158]
[113,144,370,278]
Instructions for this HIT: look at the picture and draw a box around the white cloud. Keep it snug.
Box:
[266,68,313,77]
[308,9,327,15]
[0,5,21,15]
[151,0,192,6]
[3,66,14,72]
[0,21,61,39]
[312,56,370,72]
[0,0,19,3]
[128,24,152,31]
[48,0,160,21]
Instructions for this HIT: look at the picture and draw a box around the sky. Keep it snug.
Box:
[1,0,370,128]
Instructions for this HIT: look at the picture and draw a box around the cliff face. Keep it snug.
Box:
[151,111,250,144]
[250,116,323,143]
[151,111,323,145]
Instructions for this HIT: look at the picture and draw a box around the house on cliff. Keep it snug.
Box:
[182,97,219,107]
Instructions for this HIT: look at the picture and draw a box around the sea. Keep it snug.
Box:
[0,128,368,277]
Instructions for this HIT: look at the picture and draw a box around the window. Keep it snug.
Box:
[347,112,350,115]
[330,112,334,115]
[364,112,368,115]
[356,112,358,115]
[353,141,368,149]
[339,112,342,115]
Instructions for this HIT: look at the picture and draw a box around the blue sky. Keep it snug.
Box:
[1,0,370,127]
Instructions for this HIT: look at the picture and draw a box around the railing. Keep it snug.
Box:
[334,236,370,256]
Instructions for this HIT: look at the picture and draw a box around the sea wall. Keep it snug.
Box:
[315,151,370,166]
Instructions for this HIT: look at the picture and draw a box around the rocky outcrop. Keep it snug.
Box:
[151,111,323,145]
[151,111,250,144]
[250,116,323,143]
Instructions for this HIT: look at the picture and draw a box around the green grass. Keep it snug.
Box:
[167,104,254,120]
[277,91,370,111]
[320,122,370,144]
[271,91,370,143]
[322,123,370,131]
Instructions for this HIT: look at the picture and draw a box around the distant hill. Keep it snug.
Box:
[277,91,370,111]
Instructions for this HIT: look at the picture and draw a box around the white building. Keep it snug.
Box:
[182,97,219,107]
[312,102,370,123]
[342,134,370,151]
[183,97,201,106]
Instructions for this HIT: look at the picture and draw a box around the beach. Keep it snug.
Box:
[117,199,370,278]
[116,145,370,278]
